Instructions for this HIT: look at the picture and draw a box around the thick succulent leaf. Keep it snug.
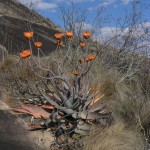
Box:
[89,105,107,113]
[44,119,52,127]
[40,91,60,108]
[77,120,91,131]
[63,100,73,108]
[25,124,45,131]
[72,111,109,120]
[74,128,87,135]
[12,104,50,118]
[88,99,111,112]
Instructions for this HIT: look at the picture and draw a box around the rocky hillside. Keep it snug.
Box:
[0,0,62,55]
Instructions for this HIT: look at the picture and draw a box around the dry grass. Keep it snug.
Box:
[89,61,150,129]
[83,122,144,150]
[0,55,19,72]
[84,65,150,150]
[111,76,150,129]
[0,56,43,96]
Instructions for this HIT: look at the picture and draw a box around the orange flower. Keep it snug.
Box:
[20,50,31,59]
[34,42,42,48]
[24,31,34,40]
[80,42,86,48]
[55,33,63,40]
[57,40,63,47]
[79,59,84,64]
[86,54,95,62]
[82,31,91,39]
[66,31,73,38]
[72,69,79,76]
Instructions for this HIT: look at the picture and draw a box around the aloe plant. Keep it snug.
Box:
[17,30,111,148]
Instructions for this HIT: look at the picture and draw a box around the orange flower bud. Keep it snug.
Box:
[72,69,79,76]
[86,54,95,62]
[55,33,63,40]
[82,31,91,39]
[79,59,84,64]
[66,31,73,38]
[34,42,42,48]
[80,42,86,48]
[24,31,34,40]
[20,50,31,59]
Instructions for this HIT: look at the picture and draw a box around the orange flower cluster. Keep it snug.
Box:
[54,31,90,48]
[21,30,95,77]
[34,42,42,48]
[73,54,95,75]
[66,31,73,38]
[80,42,86,48]
[79,31,91,49]
[55,33,63,47]
[82,31,91,39]
[86,54,95,62]
[55,33,63,40]
[20,50,31,59]
[24,31,34,40]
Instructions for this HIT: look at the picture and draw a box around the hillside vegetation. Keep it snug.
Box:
[0,1,150,150]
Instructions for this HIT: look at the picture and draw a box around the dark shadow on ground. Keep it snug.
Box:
[0,110,42,150]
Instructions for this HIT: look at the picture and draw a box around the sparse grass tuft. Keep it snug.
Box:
[0,55,18,72]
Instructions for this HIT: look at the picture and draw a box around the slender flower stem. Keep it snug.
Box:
[37,48,40,66]
[29,40,32,53]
